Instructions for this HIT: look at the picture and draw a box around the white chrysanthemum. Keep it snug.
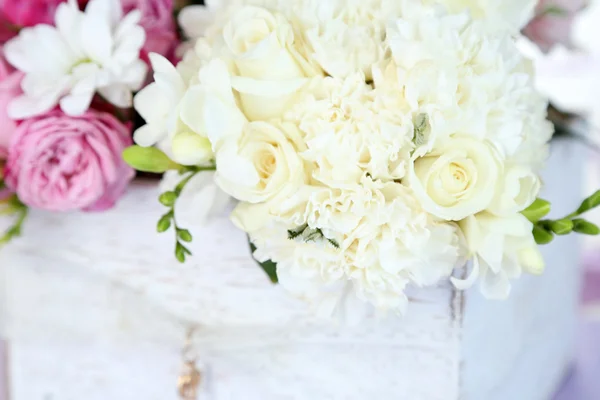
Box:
[285,74,413,187]
[5,0,147,118]
[435,0,536,33]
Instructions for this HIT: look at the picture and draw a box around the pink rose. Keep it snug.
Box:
[523,0,587,52]
[0,0,66,27]
[5,110,135,212]
[0,47,22,158]
[121,0,178,62]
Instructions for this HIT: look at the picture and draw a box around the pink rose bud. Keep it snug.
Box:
[4,110,135,212]
[523,0,587,52]
[121,0,178,63]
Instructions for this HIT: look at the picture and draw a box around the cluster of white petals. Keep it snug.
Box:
[135,0,551,315]
[5,0,147,118]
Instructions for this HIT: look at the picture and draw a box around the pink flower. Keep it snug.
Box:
[0,47,21,159]
[523,0,587,52]
[0,0,66,27]
[121,0,178,62]
[4,110,135,212]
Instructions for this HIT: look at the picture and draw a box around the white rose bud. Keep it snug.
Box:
[223,6,319,121]
[488,165,541,216]
[408,136,501,221]
[215,121,305,204]
[171,131,214,166]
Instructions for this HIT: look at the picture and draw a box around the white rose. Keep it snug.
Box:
[222,6,320,121]
[452,212,544,299]
[215,121,305,204]
[408,136,501,221]
[488,165,540,216]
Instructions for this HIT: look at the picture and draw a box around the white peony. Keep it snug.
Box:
[5,0,147,118]
[215,121,306,204]
[453,212,544,299]
[408,136,502,221]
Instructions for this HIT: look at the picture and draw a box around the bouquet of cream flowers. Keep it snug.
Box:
[124,0,597,316]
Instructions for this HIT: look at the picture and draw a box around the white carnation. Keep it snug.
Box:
[286,74,413,187]
[286,0,404,79]
[5,0,147,118]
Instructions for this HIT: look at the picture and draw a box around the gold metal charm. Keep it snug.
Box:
[177,329,202,400]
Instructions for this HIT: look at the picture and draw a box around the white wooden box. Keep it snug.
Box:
[0,141,583,400]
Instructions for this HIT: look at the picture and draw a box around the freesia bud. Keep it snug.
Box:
[171,132,213,166]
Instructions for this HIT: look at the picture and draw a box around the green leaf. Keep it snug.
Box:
[178,229,193,242]
[159,191,177,207]
[157,213,172,233]
[573,219,600,235]
[533,225,554,245]
[522,199,551,223]
[549,219,574,235]
[575,190,600,216]
[249,241,278,284]
[122,145,179,173]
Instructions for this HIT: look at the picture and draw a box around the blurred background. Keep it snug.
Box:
[525,1,600,398]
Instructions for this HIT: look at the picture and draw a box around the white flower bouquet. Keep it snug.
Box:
[123,0,598,318]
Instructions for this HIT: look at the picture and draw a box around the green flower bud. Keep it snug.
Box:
[549,219,574,235]
[576,190,600,216]
[157,214,172,233]
[533,225,554,245]
[159,191,177,207]
[522,199,551,223]
[178,229,193,243]
[573,219,600,235]
[123,145,179,173]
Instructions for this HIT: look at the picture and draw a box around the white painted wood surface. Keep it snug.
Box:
[0,140,582,400]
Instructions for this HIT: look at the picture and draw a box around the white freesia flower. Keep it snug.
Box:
[160,170,231,227]
[5,0,147,118]
[408,136,502,221]
[178,0,225,41]
[215,121,306,203]
[134,53,187,148]
[488,165,540,216]
[135,56,246,166]
[453,213,544,299]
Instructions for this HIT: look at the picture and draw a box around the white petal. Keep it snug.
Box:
[8,94,59,119]
[98,84,132,108]
[60,90,95,116]
[133,124,165,147]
